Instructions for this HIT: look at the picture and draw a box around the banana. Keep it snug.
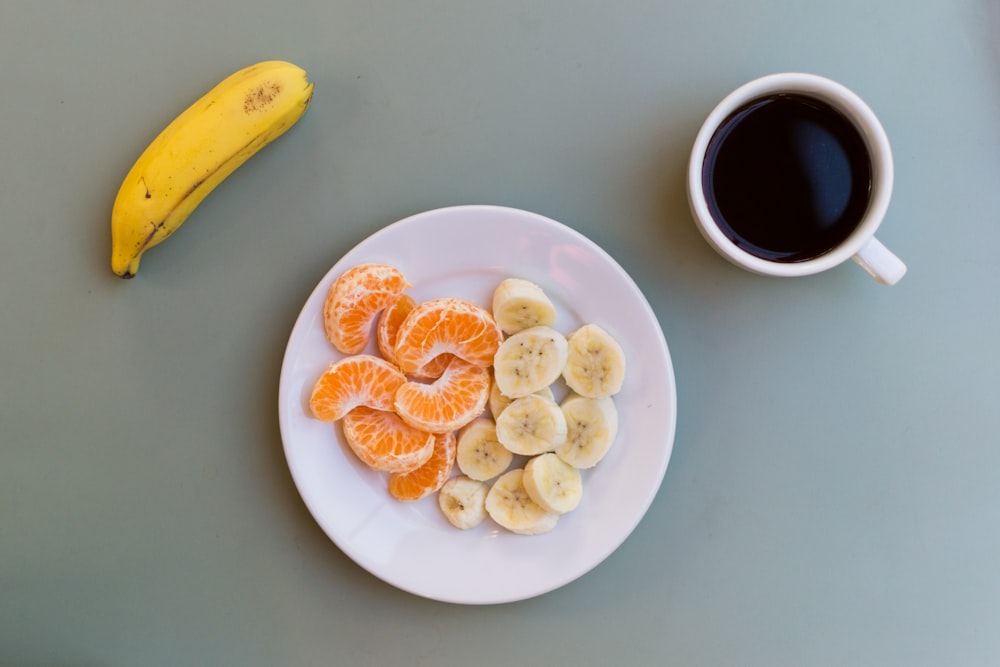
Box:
[522,452,584,514]
[492,278,558,335]
[556,393,619,469]
[485,469,559,535]
[492,325,568,399]
[561,323,626,399]
[438,475,490,530]
[456,418,514,481]
[494,393,567,456]
[110,60,314,277]
[488,372,554,421]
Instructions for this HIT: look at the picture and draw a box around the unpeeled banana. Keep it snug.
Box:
[110,60,314,277]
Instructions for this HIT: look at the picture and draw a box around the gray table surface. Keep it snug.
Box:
[3,1,999,665]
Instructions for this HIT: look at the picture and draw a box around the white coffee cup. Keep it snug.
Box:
[687,72,906,285]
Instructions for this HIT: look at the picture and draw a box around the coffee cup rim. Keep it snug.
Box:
[687,72,894,277]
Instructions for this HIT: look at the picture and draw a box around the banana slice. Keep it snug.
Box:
[485,469,559,535]
[492,278,558,335]
[556,393,619,469]
[495,393,568,456]
[561,323,626,399]
[456,418,514,481]
[438,475,489,530]
[492,325,568,399]
[523,452,583,514]
[488,373,555,421]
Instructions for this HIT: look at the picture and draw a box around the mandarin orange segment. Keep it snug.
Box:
[394,357,490,433]
[324,263,410,355]
[309,354,406,422]
[341,406,435,473]
[377,293,456,379]
[388,430,458,501]
[393,297,503,374]
[376,293,416,364]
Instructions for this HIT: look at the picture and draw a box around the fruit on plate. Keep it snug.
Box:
[393,357,490,433]
[492,325,568,398]
[491,277,557,335]
[522,452,584,514]
[494,393,567,456]
[341,406,435,473]
[110,60,313,277]
[485,469,559,535]
[306,265,628,536]
[562,323,626,399]
[309,354,406,422]
[388,430,457,501]
[487,372,554,421]
[438,475,490,529]
[455,418,513,482]
[393,298,502,374]
[325,264,410,354]
[555,393,620,469]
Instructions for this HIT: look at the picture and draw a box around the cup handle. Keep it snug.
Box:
[852,237,907,285]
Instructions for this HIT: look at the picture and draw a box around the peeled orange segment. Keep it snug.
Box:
[341,406,435,473]
[394,357,491,433]
[309,354,407,422]
[376,293,416,365]
[393,297,503,374]
[323,263,410,355]
[388,430,458,501]
[376,293,454,379]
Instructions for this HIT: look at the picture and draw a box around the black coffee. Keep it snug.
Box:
[702,94,872,262]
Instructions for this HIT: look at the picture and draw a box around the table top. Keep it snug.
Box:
[3,1,999,664]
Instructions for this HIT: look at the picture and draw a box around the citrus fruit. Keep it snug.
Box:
[341,406,435,473]
[376,293,453,379]
[388,430,458,501]
[393,297,502,374]
[375,293,415,365]
[394,357,490,433]
[309,354,406,422]
[324,263,410,354]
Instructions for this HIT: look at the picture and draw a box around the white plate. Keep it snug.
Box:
[278,205,676,604]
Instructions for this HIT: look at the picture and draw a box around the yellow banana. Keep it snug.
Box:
[110,60,314,278]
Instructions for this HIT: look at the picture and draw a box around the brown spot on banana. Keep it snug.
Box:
[243,81,282,113]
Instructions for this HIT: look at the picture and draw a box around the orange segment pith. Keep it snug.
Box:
[393,297,503,374]
[309,354,406,422]
[324,263,410,354]
[388,430,458,501]
[394,357,490,433]
[341,407,435,473]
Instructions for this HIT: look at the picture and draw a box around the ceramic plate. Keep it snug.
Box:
[278,205,676,604]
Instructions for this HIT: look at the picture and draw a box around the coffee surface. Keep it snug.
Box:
[703,94,872,262]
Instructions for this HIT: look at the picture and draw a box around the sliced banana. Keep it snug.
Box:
[492,278,558,335]
[456,418,514,481]
[562,323,626,399]
[495,393,568,456]
[492,325,568,399]
[523,452,583,514]
[485,469,559,535]
[438,475,489,530]
[556,393,619,469]
[488,373,555,421]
